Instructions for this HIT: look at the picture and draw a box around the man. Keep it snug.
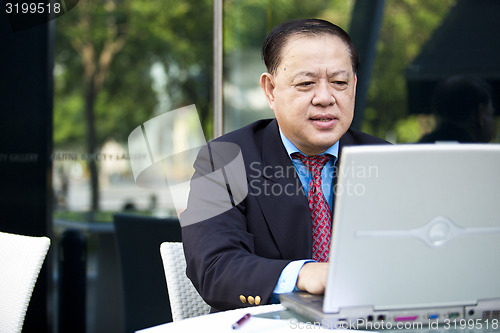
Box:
[181,18,388,312]
[419,75,496,143]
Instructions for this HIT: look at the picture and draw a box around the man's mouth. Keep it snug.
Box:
[309,115,337,128]
[311,118,333,121]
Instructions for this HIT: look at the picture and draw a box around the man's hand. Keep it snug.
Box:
[296,262,328,294]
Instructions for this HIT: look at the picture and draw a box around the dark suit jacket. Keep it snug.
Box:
[181,119,388,312]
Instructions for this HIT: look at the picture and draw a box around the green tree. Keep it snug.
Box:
[54,0,213,210]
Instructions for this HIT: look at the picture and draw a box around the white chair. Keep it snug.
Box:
[0,231,51,333]
[160,242,210,321]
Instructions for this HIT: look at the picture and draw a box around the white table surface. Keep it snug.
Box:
[135,304,333,332]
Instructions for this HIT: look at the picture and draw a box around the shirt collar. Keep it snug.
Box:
[278,127,339,161]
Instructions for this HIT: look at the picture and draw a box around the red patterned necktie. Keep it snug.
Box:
[292,153,332,262]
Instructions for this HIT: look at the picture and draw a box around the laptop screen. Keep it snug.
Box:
[324,144,500,313]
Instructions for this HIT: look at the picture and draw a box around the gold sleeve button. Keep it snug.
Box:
[239,295,246,303]
[248,296,255,305]
[255,296,261,305]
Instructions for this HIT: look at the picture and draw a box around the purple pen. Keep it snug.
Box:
[232,313,251,329]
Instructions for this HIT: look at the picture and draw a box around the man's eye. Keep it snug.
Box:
[332,81,349,89]
[297,82,314,87]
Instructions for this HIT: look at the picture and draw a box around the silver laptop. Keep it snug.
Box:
[280,144,500,330]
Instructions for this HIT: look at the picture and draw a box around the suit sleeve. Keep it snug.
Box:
[180,142,291,311]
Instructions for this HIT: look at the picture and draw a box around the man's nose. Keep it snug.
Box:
[312,81,335,106]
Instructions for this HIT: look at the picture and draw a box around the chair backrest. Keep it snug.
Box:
[113,213,182,333]
[0,231,50,333]
[160,242,210,321]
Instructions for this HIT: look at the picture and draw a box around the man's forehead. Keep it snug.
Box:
[277,34,352,69]
[282,33,347,53]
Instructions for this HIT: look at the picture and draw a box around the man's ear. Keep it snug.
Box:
[260,72,276,110]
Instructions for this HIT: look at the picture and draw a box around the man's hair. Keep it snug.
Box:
[433,75,493,122]
[261,18,360,75]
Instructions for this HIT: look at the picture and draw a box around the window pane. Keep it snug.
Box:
[53,0,213,217]
[222,0,498,143]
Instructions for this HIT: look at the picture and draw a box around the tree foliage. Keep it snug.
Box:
[54,0,214,147]
[54,0,213,209]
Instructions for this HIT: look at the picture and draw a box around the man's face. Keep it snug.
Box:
[260,34,357,156]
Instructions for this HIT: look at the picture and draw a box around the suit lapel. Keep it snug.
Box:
[251,120,312,259]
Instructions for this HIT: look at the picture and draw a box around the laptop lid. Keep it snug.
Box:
[323,144,500,314]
